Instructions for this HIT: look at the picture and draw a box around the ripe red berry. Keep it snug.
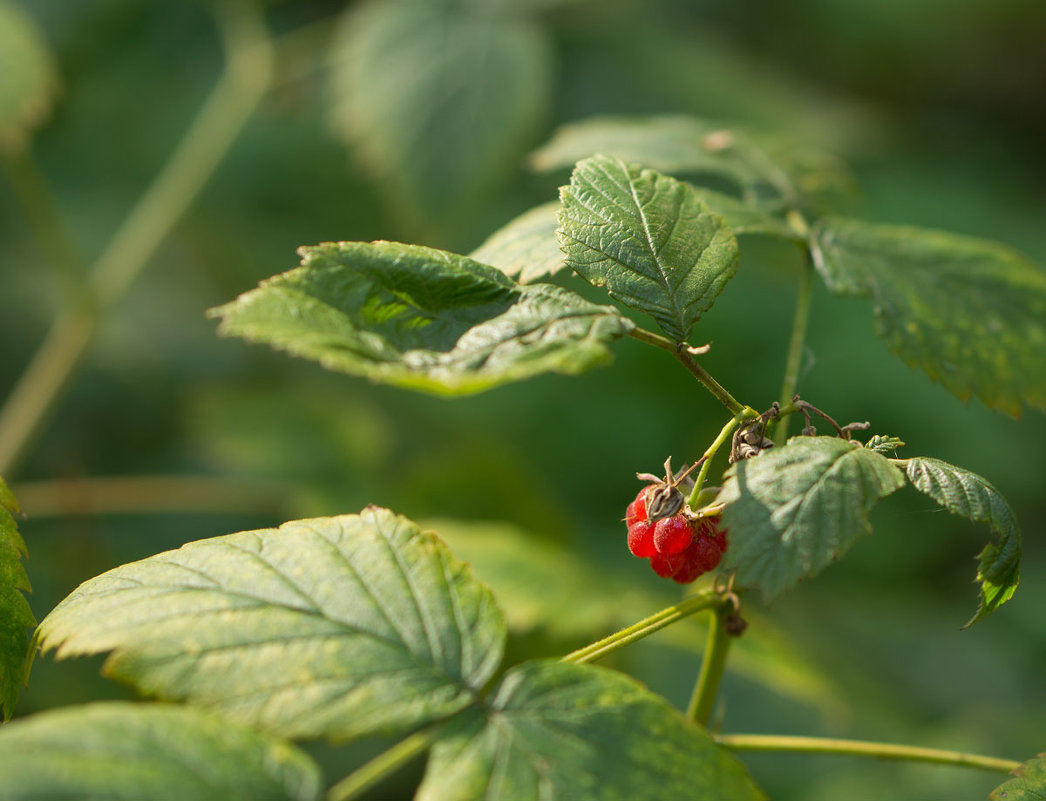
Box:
[688,533,726,574]
[627,521,657,558]
[650,549,687,578]
[625,488,648,526]
[670,543,706,584]
[652,515,694,555]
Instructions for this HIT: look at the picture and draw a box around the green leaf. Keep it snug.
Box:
[719,437,906,601]
[810,217,1046,416]
[472,190,789,285]
[991,753,1046,801]
[0,0,59,152]
[470,201,566,283]
[0,479,33,721]
[905,457,1021,627]
[0,702,322,800]
[417,660,765,801]
[38,508,506,741]
[557,155,739,342]
[689,186,801,240]
[532,115,853,215]
[209,241,634,396]
[328,0,553,231]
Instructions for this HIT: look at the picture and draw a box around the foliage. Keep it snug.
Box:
[1,1,1044,800]
[0,479,32,721]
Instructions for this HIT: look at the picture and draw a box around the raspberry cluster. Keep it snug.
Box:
[625,486,728,584]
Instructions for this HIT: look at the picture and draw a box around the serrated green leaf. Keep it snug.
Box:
[532,115,853,215]
[905,457,1021,627]
[328,0,552,231]
[0,1,59,152]
[38,508,506,741]
[557,155,739,342]
[719,437,906,601]
[210,241,634,396]
[469,201,566,283]
[991,753,1046,801]
[0,702,322,800]
[417,660,765,801]
[0,479,33,721]
[473,189,790,286]
[810,217,1046,416]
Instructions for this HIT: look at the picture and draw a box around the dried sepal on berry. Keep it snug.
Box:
[635,456,702,523]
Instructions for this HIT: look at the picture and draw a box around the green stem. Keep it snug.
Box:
[714,734,1020,774]
[327,726,441,801]
[10,474,290,518]
[563,591,721,664]
[687,411,753,507]
[686,606,732,725]
[0,149,89,290]
[775,211,815,446]
[627,329,746,415]
[0,0,273,478]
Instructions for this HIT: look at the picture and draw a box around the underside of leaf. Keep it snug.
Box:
[905,457,1021,626]
[719,437,906,600]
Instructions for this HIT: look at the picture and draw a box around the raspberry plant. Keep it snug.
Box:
[1,4,1045,799]
[2,116,1042,799]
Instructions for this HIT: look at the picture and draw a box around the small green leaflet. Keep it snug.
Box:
[557,155,739,342]
[327,0,552,232]
[0,702,322,800]
[209,241,634,396]
[719,437,906,601]
[37,508,506,741]
[991,753,1046,801]
[532,115,853,215]
[864,434,905,455]
[810,217,1046,416]
[0,478,33,721]
[416,660,765,801]
[0,0,59,152]
[905,457,1021,627]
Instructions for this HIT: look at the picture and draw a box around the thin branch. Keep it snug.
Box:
[10,475,290,518]
[327,726,441,801]
[562,591,721,665]
[715,733,1021,774]
[0,0,274,478]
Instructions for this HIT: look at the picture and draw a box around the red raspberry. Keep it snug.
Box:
[670,544,706,584]
[652,515,694,555]
[669,520,729,584]
[627,521,657,558]
[688,533,725,574]
[650,549,687,578]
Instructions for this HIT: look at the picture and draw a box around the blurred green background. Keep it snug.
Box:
[2,0,1044,798]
